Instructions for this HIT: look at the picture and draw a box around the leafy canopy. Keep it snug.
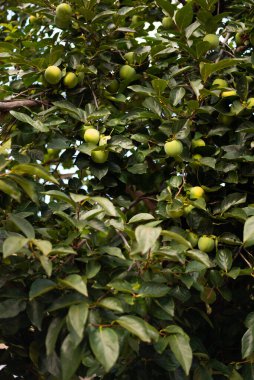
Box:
[0,0,254,379]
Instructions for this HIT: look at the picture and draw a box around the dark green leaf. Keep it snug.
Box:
[29,279,57,300]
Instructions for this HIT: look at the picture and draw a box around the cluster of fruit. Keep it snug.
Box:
[44,65,78,88]
[83,127,109,164]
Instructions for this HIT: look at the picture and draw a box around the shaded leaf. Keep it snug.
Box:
[29,279,57,300]
[9,214,35,238]
[242,327,254,359]
[46,317,65,356]
[0,299,26,319]
[0,178,21,201]
[61,334,83,380]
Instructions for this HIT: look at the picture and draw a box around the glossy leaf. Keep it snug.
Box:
[66,302,89,345]
[3,236,28,258]
[89,327,119,372]
[59,275,88,296]
[135,225,162,254]
[243,216,254,247]
[168,334,193,375]
[116,315,159,343]
[242,327,254,359]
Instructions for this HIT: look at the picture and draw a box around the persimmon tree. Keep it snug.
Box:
[1,0,254,379]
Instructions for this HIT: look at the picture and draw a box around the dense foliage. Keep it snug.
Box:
[1,0,254,378]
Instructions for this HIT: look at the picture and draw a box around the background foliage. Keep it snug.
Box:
[1,0,254,378]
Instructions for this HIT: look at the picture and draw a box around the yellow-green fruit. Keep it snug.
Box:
[189,186,204,200]
[54,15,70,29]
[119,65,136,80]
[191,139,205,149]
[218,114,233,126]
[131,15,141,25]
[56,3,72,19]
[164,140,183,157]
[63,72,78,89]
[246,98,254,109]
[124,52,135,64]
[212,78,228,88]
[192,154,202,165]
[235,32,244,46]
[162,16,173,29]
[203,34,219,49]
[198,236,215,253]
[84,128,100,144]
[29,15,37,24]
[44,66,62,85]
[221,90,237,97]
[107,79,119,93]
[187,231,198,248]
[91,150,109,164]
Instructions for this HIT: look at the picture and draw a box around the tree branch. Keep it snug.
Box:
[0,99,48,111]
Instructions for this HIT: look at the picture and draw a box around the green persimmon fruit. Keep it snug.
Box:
[189,186,204,200]
[187,231,199,248]
[162,16,173,29]
[56,3,72,19]
[124,52,135,64]
[164,140,183,157]
[198,236,215,253]
[54,15,70,29]
[91,150,109,164]
[131,15,141,25]
[84,128,100,144]
[107,79,119,93]
[29,15,37,24]
[63,72,78,89]
[44,66,62,85]
[235,32,245,46]
[119,65,136,80]
[203,34,219,49]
